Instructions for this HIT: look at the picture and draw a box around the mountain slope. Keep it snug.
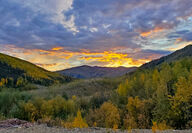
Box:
[0,53,72,86]
[57,65,137,79]
[141,45,192,69]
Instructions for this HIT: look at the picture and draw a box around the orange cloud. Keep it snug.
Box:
[176,38,183,42]
[0,45,151,71]
[73,51,150,67]
[174,38,183,45]
[51,47,63,51]
[140,27,164,37]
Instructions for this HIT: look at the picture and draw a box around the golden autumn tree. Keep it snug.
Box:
[117,80,129,97]
[73,110,88,128]
[169,74,192,128]
[88,102,120,128]
[101,102,120,128]
[124,97,150,129]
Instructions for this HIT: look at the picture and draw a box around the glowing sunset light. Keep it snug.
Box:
[0,45,154,71]
[51,47,64,51]
[140,27,164,37]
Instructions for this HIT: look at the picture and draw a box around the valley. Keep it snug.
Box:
[0,45,192,132]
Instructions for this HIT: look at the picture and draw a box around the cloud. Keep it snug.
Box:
[11,0,78,34]
[51,47,64,51]
[0,0,192,70]
[174,38,183,44]
[1,0,192,50]
[0,44,169,71]
[182,32,192,41]
[140,27,164,37]
[89,28,98,33]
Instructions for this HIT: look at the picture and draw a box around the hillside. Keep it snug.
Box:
[0,53,72,87]
[115,46,192,129]
[57,65,137,79]
[141,45,192,69]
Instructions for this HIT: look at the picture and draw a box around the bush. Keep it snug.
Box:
[87,102,120,128]
[0,89,31,117]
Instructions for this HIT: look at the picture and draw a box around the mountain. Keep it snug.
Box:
[57,45,192,79]
[0,53,72,87]
[57,65,137,79]
[141,45,192,69]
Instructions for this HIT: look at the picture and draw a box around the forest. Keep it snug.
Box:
[1,57,192,130]
[0,53,72,87]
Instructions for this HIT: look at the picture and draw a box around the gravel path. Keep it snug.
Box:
[0,125,192,133]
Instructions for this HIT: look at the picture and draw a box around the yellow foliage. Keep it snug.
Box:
[61,115,74,128]
[158,121,170,130]
[62,121,73,129]
[124,116,137,129]
[93,122,97,127]
[73,110,88,128]
[152,121,158,133]
[41,100,54,118]
[24,102,38,122]
[127,126,132,133]
[86,102,120,128]
[113,124,118,131]
[0,82,3,87]
[175,76,192,102]
[0,78,8,87]
[72,95,77,101]
[117,80,129,97]
[152,121,171,133]
[38,116,52,125]
[100,102,120,128]
[124,97,146,129]
[127,97,142,111]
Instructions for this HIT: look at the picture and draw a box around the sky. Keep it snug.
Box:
[0,0,192,71]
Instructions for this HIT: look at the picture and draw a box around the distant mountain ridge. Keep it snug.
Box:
[141,45,192,69]
[0,53,71,87]
[57,65,137,79]
[58,45,192,78]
